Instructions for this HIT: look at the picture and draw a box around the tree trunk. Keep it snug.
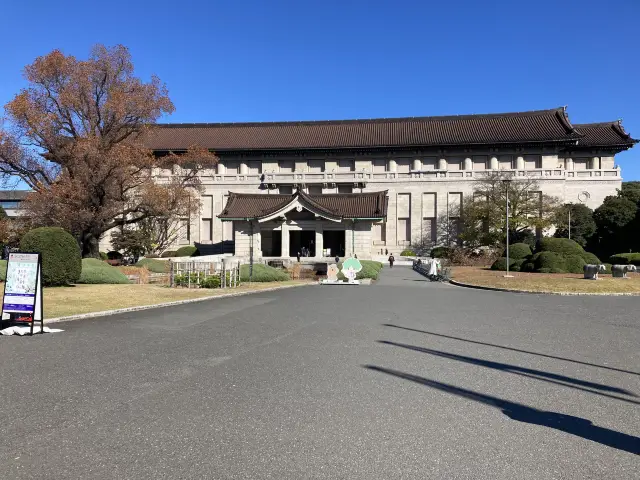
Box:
[81,232,101,258]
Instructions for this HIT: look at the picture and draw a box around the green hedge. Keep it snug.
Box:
[20,227,82,286]
[502,243,532,260]
[161,250,177,258]
[240,264,290,282]
[580,252,601,264]
[135,258,168,273]
[175,246,199,257]
[533,251,567,272]
[0,259,6,281]
[490,257,526,272]
[99,252,108,260]
[564,254,586,274]
[400,249,416,257]
[430,247,451,259]
[538,238,584,255]
[78,258,130,284]
[609,253,640,266]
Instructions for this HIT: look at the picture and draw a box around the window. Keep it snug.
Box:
[201,219,212,242]
[337,184,352,194]
[396,159,411,173]
[0,201,20,209]
[422,157,436,170]
[225,161,239,174]
[473,156,487,171]
[397,218,411,244]
[524,155,541,169]
[338,159,354,172]
[573,158,588,170]
[308,160,324,173]
[372,158,386,172]
[499,155,513,169]
[248,161,262,174]
[448,157,462,171]
[279,160,294,173]
[373,222,386,243]
[279,185,293,195]
[308,185,323,195]
[422,218,437,244]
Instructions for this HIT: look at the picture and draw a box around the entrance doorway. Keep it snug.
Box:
[261,230,282,256]
[322,230,346,257]
[289,231,316,257]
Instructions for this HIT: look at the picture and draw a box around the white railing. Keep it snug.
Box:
[155,168,621,183]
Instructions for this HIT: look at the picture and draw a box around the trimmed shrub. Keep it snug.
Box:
[99,252,108,260]
[564,254,587,274]
[521,261,535,273]
[538,268,552,273]
[20,227,82,286]
[579,251,600,264]
[78,258,130,284]
[491,257,516,271]
[533,251,567,273]
[538,238,584,255]
[501,243,532,260]
[175,245,199,257]
[135,258,168,273]
[107,251,123,260]
[161,250,177,258]
[609,253,640,266]
[144,253,159,259]
[199,275,222,289]
[603,263,612,274]
[430,246,451,259]
[240,264,290,282]
[400,249,416,257]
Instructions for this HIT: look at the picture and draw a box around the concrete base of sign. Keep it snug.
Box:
[320,279,360,285]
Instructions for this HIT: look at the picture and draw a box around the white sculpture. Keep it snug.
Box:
[611,264,637,278]
[583,264,606,280]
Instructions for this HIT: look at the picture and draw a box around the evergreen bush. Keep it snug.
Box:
[501,243,532,260]
[240,264,290,282]
[400,249,416,257]
[533,251,567,272]
[564,254,587,274]
[175,246,199,257]
[135,258,168,273]
[78,258,130,284]
[20,227,82,286]
[579,251,601,264]
[609,253,640,266]
[161,250,177,258]
[538,238,584,255]
[430,247,451,259]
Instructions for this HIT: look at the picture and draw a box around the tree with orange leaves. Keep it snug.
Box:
[0,45,217,257]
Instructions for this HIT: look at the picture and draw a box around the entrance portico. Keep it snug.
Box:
[218,190,388,259]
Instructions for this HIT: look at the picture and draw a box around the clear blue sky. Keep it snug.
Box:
[2,0,639,178]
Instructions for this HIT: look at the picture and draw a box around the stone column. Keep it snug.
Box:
[217,162,226,174]
[490,156,499,170]
[412,159,421,171]
[315,222,324,258]
[591,157,600,169]
[565,157,574,170]
[438,158,447,170]
[516,156,525,170]
[388,159,397,172]
[281,222,290,258]
[464,157,472,170]
[240,161,249,174]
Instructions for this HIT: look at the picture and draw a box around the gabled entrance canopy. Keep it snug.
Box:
[218,189,388,222]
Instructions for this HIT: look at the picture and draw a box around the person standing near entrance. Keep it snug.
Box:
[388,253,395,268]
[335,254,340,264]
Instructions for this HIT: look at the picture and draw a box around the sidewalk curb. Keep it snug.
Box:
[45,283,314,324]
[448,279,640,296]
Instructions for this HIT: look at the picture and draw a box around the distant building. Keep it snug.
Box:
[0,190,30,218]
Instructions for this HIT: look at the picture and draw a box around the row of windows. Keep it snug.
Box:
[215,156,555,174]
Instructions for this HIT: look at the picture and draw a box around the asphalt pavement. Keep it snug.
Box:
[0,266,638,479]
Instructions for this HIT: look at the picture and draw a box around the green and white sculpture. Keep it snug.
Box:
[341,257,362,284]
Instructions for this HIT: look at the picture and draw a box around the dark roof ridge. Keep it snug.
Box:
[156,108,566,129]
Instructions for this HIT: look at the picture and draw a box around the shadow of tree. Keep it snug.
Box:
[383,324,640,377]
[378,340,637,401]
[364,365,640,455]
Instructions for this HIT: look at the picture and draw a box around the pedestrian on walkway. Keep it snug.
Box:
[388,253,395,268]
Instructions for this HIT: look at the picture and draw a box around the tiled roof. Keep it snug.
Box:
[219,190,388,220]
[145,108,583,151]
[573,121,638,147]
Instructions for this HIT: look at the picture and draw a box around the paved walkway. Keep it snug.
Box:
[0,266,638,479]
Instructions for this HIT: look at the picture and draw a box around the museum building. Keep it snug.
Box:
[140,107,637,259]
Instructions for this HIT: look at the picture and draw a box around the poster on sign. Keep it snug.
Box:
[1,252,44,335]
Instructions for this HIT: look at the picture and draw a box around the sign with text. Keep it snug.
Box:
[1,253,43,334]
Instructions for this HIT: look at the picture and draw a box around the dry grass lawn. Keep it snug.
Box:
[2,281,311,319]
[451,266,640,294]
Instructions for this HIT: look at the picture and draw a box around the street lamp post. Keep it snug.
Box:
[503,179,513,278]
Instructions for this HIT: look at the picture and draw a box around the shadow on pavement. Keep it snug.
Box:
[364,365,640,456]
[378,340,638,403]
[383,323,640,377]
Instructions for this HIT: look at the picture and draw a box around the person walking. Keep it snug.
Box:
[388,253,395,268]
[335,254,340,264]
